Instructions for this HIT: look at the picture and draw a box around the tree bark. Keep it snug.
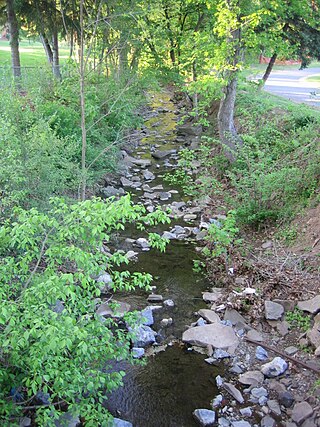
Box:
[52,29,61,79]
[262,52,277,83]
[218,76,242,162]
[6,0,21,78]
[79,0,87,201]
[40,33,53,64]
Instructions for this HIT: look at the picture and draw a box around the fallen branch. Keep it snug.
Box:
[245,336,320,375]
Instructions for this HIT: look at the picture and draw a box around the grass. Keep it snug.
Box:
[305,74,320,85]
[0,39,70,67]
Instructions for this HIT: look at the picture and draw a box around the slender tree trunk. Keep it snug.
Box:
[40,33,53,64]
[69,31,74,58]
[79,0,87,201]
[6,0,21,78]
[52,29,61,79]
[262,52,277,83]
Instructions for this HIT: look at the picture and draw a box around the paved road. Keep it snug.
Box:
[264,67,320,108]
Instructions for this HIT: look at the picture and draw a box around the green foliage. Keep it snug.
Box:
[192,259,206,273]
[203,211,242,259]
[275,226,298,244]
[286,308,311,332]
[0,196,169,426]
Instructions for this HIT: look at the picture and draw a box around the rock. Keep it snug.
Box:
[212,394,223,408]
[54,412,80,427]
[130,324,156,347]
[219,418,231,427]
[111,418,133,427]
[103,186,125,197]
[160,318,173,327]
[284,346,299,356]
[229,363,244,374]
[203,291,223,303]
[143,169,155,180]
[132,347,145,359]
[184,214,197,221]
[140,308,154,326]
[261,240,273,249]
[177,124,202,136]
[276,320,290,336]
[152,149,176,159]
[136,238,150,250]
[96,301,131,318]
[232,422,252,427]
[182,323,239,350]
[193,409,216,426]
[163,299,175,307]
[213,349,230,359]
[120,177,134,187]
[126,156,151,167]
[246,329,263,342]
[216,375,224,387]
[273,299,296,312]
[240,408,252,417]
[19,418,31,427]
[307,326,320,348]
[265,301,284,320]
[239,370,264,386]
[291,402,313,425]
[278,391,295,408]
[162,231,177,240]
[159,192,172,201]
[251,387,268,401]
[256,346,269,361]
[198,309,220,324]
[51,300,65,314]
[298,295,320,314]
[147,294,163,303]
[261,357,288,377]
[267,400,281,416]
[301,419,317,427]
[224,309,250,330]
[125,250,138,260]
[261,416,276,427]
[197,318,207,327]
[223,382,244,403]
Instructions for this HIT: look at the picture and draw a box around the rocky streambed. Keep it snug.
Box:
[94,91,320,427]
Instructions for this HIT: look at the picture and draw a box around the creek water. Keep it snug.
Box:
[106,92,221,426]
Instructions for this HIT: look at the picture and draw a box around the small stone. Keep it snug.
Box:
[278,391,295,408]
[147,294,163,303]
[246,329,263,342]
[224,309,250,330]
[125,250,138,260]
[260,416,276,427]
[184,214,198,221]
[216,375,224,387]
[261,357,288,377]
[219,417,231,427]
[267,400,281,416]
[298,295,320,314]
[261,240,273,249]
[193,409,216,426]
[19,418,31,427]
[140,307,154,326]
[213,349,230,359]
[285,346,299,356]
[239,370,264,386]
[211,394,223,408]
[232,422,252,427]
[160,318,173,327]
[136,237,150,250]
[162,231,176,239]
[197,318,207,327]
[163,299,175,307]
[129,324,156,347]
[143,170,155,181]
[203,291,223,303]
[112,418,133,427]
[291,402,313,425]
[256,346,269,361]
[273,299,296,312]
[223,382,244,404]
[307,326,320,348]
[132,347,145,359]
[277,321,290,336]
[251,387,268,400]
[198,309,220,324]
[240,407,252,417]
[265,301,284,320]
[229,363,244,374]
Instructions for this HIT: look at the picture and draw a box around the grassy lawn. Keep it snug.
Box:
[0,39,69,67]
[305,74,320,85]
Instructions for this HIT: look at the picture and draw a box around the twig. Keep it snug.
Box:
[245,337,320,375]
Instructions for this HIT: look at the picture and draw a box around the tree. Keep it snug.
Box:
[6,0,21,78]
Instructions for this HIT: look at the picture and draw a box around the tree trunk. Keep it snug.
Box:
[6,0,21,78]
[52,29,61,79]
[40,33,53,64]
[262,52,277,83]
[79,0,87,201]
[218,77,242,163]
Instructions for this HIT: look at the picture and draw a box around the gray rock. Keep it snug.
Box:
[229,363,244,374]
[126,156,151,167]
[20,418,31,427]
[125,250,138,260]
[213,349,230,359]
[97,272,113,285]
[216,375,224,387]
[256,346,269,361]
[197,318,207,327]
[267,400,281,416]
[182,323,239,350]
[162,231,176,239]
[54,412,80,427]
[240,408,252,417]
[160,318,173,327]
[212,394,223,408]
[163,299,175,307]
[152,149,176,159]
[51,300,65,314]
[111,418,133,427]
[103,186,125,197]
[291,402,313,425]
[273,299,296,312]
[193,409,216,426]
[223,382,244,404]
[120,177,134,187]
[219,418,231,427]
[246,329,263,342]
[239,370,264,386]
[251,387,268,400]
[261,240,273,249]
[147,294,163,303]
[232,422,252,427]
[202,291,223,303]
[130,324,156,347]
[261,357,288,377]
[132,347,145,359]
[184,213,198,221]
[277,320,290,336]
[136,238,150,250]
[159,192,172,201]
[298,295,320,314]
[265,301,284,320]
[198,309,220,324]
[284,346,298,356]
[140,308,154,326]
[177,124,202,136]
[143,169,155,180]
[96,301,131,318]
[261,416,276,427]
[307,326,320,348]
[224,309,250,330]
[278,391,295,408]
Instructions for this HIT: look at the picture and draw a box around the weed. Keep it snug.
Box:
[286,308,311,332]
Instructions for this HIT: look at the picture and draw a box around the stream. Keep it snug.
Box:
[104,92,221,426]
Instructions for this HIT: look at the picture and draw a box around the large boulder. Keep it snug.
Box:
[129,324,156,347]
[182,323,239,350]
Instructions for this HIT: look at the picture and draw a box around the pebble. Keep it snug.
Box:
[284,346,299,356]
[232,422,252,427]
[132,347,145,359]
[213,349,231,359]
[291,402,314,425]
[278,391,295,408]
[147,294,163,303]
[260,416,276,427]
[267,399,281,416]
[265,301,284,320]
[251,387,268,400]
[163,299,175,307]
[219,418,231,427]
[223,382,244,403]
[240,407,253,417]
[216,375,224,387]
[256,346,269,361]
[193,409,216,426]
[212,394,223,408]
[261,357,288,377]
[239,370,264,386]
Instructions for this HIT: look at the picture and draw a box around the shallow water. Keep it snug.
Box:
[106,91,221,426]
